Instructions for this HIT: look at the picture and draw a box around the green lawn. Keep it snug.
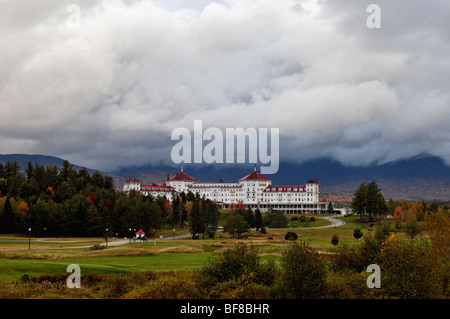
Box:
[0,251,211,281]
[0,215,395,282]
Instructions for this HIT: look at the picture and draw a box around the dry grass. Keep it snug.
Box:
[154,246,203,254]
[0,247,155,260]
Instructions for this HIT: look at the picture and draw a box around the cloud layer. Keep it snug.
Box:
[1,0,449,170]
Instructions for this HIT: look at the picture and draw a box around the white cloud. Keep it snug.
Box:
[1,0,449,170]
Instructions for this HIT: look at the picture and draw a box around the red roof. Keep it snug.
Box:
[263,186,305,193]
[239,170,271,181]
[306,179,318,184]
[125,178,140,183]
[169,171,198,181]
[136,229,145,234]
[320,198,328,203]
[140,183,174,192]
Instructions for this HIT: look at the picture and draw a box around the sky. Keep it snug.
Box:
[0,0,449,172]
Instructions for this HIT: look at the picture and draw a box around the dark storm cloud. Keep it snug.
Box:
[0,0,449,170]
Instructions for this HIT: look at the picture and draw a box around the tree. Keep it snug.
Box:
[0,178,7,196]
[223,214,250,239]
[327,201,335,214]
[60,160,77,182]
[0,196,15,233]
[189,198,205,238]
[404,219,421,239]
[243,208,255,228]
[393,206,404,228]
[331,234,339,246]
[85,205,104,237]
[279,241,327,299]
[352,181,367,221]
[205,200,220,238]
[198,243,276,289]
[254,209,263,231]
[379,235,446,298]
[425,209,450,260]
[375,222,390,243]
[351,181,387,222]
[285,231,298,241]
[25,162,34,182]
[263,210,288,228]
[353,229,363,240]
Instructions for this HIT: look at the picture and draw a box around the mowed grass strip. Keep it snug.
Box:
[0,252,211,281]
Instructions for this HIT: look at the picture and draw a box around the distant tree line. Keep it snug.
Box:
[0,160,221,238]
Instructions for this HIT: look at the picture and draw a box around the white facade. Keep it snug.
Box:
[123,169,328,214]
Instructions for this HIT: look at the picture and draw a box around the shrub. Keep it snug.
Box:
[208,272,270,299]
[277,241,327,299]
[329,243,365,273]
[326,271,371,299]
[374,222,390,243]
[124,272,199,299]
[353,229,363,240]
[378,236,447,298]
[198,243,276,289]
[284,231,298,241]
[331,234,339,246]
[90,244,106,251]
[404,219,421,239]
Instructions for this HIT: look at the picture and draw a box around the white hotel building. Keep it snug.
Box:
[123,168,329,214]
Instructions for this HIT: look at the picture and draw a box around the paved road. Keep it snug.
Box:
[310,215,346,229]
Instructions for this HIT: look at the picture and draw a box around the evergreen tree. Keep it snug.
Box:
[205,199,220,238]
[254,208,263,231]
[86,205,104,237]
[352,181,387,222]
[25,162,34,182]
[1,196,15,233]
[244,208,255,228]
[189,198,205,238]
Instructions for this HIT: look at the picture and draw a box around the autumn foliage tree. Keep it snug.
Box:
[393,206,404,228]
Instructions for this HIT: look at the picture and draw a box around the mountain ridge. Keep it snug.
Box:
[1,153,449,201]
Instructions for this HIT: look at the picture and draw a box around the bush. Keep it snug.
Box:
[284,231,298,241]
[198,243,277,289]
[404,219,421,239]
[309,216,315,222]
[326,271,371,299]
[353,229,363,240]
[208,272,270,299]
[331,234,339,246]
[90,244,106,251]
[329,243,365,273]
[374,222,390,243]
[378,235,447,298]
[124,272,199,299]
[264,210,288,228]
[277,241,327,299]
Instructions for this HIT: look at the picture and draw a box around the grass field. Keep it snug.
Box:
[0,215,408,282]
